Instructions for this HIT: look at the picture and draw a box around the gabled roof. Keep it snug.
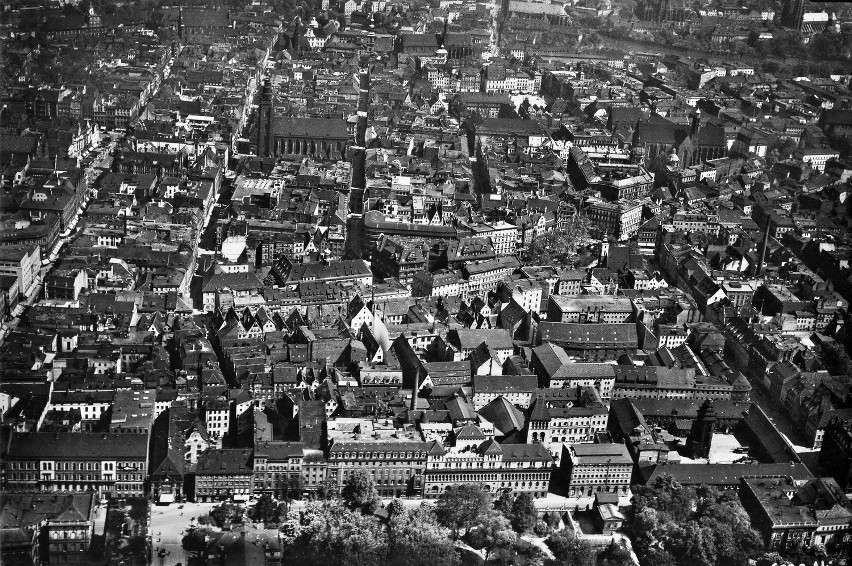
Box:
[480,438,503,455]
[501,442,552,462]
[7,432,149,460]
[538,322,639,347]
[455,424,486,440]
[479,396,525,435]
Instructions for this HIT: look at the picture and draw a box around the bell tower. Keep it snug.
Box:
[686,400,717,459]
[257,80,273,157]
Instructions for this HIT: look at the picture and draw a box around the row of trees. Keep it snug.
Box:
[816,341,852,377]
[283,474,633,566]
[281,499,458,566]
[186,474,634,566]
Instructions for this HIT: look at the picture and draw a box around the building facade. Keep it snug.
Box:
[424,431,552,499]
[4,432,149,498]
[327,440,429,498]
[561,443,633,497]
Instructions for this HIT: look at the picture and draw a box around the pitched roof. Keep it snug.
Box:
[474,374,538,394]
[451,328,514,350]
[271,117,349,140]
[455,424,487,440]
[195,448,254,475]
[479,396,526,435]
[0,134,37,154]
[0,492,95,532]
[202,271,264,292]
[7,432,149,460]
[501,442,552,462]
[538,322,639,347]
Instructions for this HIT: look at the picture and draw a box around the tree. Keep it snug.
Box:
[250,493,279,524]
[543,512,561,531]
[181,528,208,554]
[518,97,531,119]
[280,501,459,566]
[816,342,852,376]
[765,136,799,166]
[466,510,516,562]
[545,529,595,566]
[284,475,303,501]
[435,484,492,540]
[628,474,764,566]
[208,502,243,528]
[526,215,593,267]
[281,501,386,566]
[597,540,634,566]
[341,470,380,513]
[388,506,459,566]
[509,493,537,533]
[316,478,339,500]
[386,498,406,518]
[494,490,514,517]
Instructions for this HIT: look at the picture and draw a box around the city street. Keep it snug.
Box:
[748,376,816,454]
[0,141,111,345]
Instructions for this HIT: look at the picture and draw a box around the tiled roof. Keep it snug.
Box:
[474,375,537,394]
[501,442,552,462]
[7,432,149,460]
[271,117,349,140]
[538,322,639,347]
[195,448,254,475]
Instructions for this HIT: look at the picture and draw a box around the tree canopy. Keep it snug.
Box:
[341,470,380,513]
[509,493,537,534]
[207,502,243,528]
[435,484,493,540]
[280,500,458,566]
[181,528,208,554]
[816,341,852,377]
[628,474,764,566]
[465,510,517,562]
[545,528,595,566]
[526,215,594,267]
[248,493,287,524]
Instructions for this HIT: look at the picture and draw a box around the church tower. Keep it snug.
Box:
[781,0,805,30]
[257,80,273,157]
[177,6,183,40]
[686,400,717,459]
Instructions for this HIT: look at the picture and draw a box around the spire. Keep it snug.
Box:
[441,16,449,46]
[757,221,770,277]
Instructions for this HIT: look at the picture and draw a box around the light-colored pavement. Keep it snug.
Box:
[150,502,218,566]
[93,503,108,536]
